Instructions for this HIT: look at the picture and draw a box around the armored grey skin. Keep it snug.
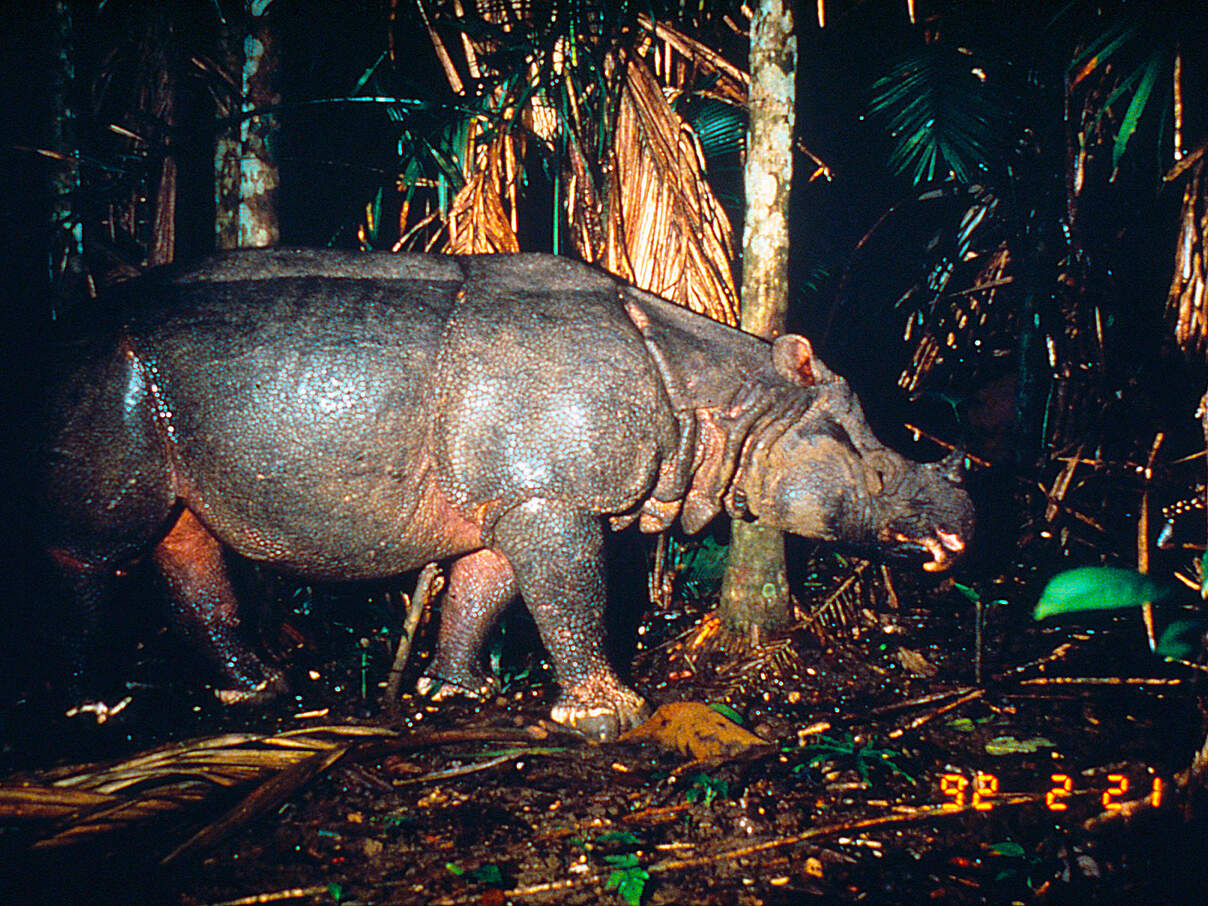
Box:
[36,249,973,741]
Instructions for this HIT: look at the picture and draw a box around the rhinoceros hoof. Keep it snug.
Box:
[213,672,287,706]
[416,672,499,702]
[550,684,650,743]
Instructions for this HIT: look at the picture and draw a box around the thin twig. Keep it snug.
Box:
[887,689,984,739]
[384,562,442,710]
[390,749,562,787]
[870,687,977,715]
[1018,676,1183,686]
[199,886,334,906]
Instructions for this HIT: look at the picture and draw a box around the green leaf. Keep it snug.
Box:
[1156,618,1208,661]
[952,582,980,605]
[596,830,642,847]
[987,840,1027,859]
[604,855,649,906]
[1068,21,1134,79]
[707,702,743,724]
[1034,566,1173,620]
[1112,51,1164,170]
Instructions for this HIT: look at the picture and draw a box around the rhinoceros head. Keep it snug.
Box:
[738,335,974,572]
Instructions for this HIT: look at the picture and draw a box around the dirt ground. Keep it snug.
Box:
[3,542,1208,906]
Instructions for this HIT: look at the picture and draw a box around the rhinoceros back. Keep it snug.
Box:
[42,250,681,576]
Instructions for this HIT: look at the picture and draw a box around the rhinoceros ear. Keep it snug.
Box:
[772,334,818,386]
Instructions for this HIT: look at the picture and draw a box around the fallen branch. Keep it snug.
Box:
[163,743,352,864]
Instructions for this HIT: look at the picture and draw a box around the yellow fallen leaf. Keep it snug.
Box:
[620,702,768,759]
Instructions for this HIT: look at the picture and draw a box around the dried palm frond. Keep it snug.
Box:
[0,725,392,854]
[715,635,804,695]
[899,242,1013,392]
[603,50,738,325]
[444,126,522,254]
[798,556,881,644]
[411,2,741,326]
[1168,155,1208,356]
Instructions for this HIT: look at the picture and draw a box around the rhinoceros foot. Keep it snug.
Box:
[550,679,650,743]
[213,670,288,706]
[415,670,500,701]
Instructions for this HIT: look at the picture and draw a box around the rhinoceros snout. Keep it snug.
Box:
[887,527,967,572]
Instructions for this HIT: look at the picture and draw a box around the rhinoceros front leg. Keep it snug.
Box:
[492,499,649,742]
[153,509,285,704]
[418,549,518,699]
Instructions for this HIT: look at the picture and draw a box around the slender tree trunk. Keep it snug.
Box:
[47,0,83,316]
[147,13,178,266]
[214,4,280,251]
[717,0,797,636]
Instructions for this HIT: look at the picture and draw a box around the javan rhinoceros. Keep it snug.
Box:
[37,249,973,740]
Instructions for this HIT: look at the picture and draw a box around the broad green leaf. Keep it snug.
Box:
[1034,566,1172,620]
[1155,618,1208,660]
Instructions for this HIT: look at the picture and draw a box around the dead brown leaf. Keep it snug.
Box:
[620,701,768,759]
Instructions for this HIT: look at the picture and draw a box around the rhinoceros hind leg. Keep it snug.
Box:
[419,549,517,700]
[153,508,285,702]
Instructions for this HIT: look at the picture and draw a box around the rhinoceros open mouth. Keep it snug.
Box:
[888,529,966,572]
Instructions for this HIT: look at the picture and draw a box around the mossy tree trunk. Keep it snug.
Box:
[717,0,797,637]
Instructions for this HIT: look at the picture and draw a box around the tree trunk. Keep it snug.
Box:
[717,0,797,636]
[47,0,83,317]
[214,4,280,251]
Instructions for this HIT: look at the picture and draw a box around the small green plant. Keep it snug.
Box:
[604,853,650,906]
[788,734,915,784]
[446,862,507,888]
[672,535,729,605]
[684,772,730,808]
[573,831,650,905]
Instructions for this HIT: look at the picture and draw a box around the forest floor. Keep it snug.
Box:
[3,540,1208,905]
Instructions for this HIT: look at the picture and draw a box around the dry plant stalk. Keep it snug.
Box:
[1168,158,1208,355]
[384,561,443,708]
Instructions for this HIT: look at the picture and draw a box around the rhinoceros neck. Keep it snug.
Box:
[618,286,774,407]
[617,285,812,535]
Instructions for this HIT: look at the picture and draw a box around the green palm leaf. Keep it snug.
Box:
[869,46,1004,186]
[1111,49,1163,170]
